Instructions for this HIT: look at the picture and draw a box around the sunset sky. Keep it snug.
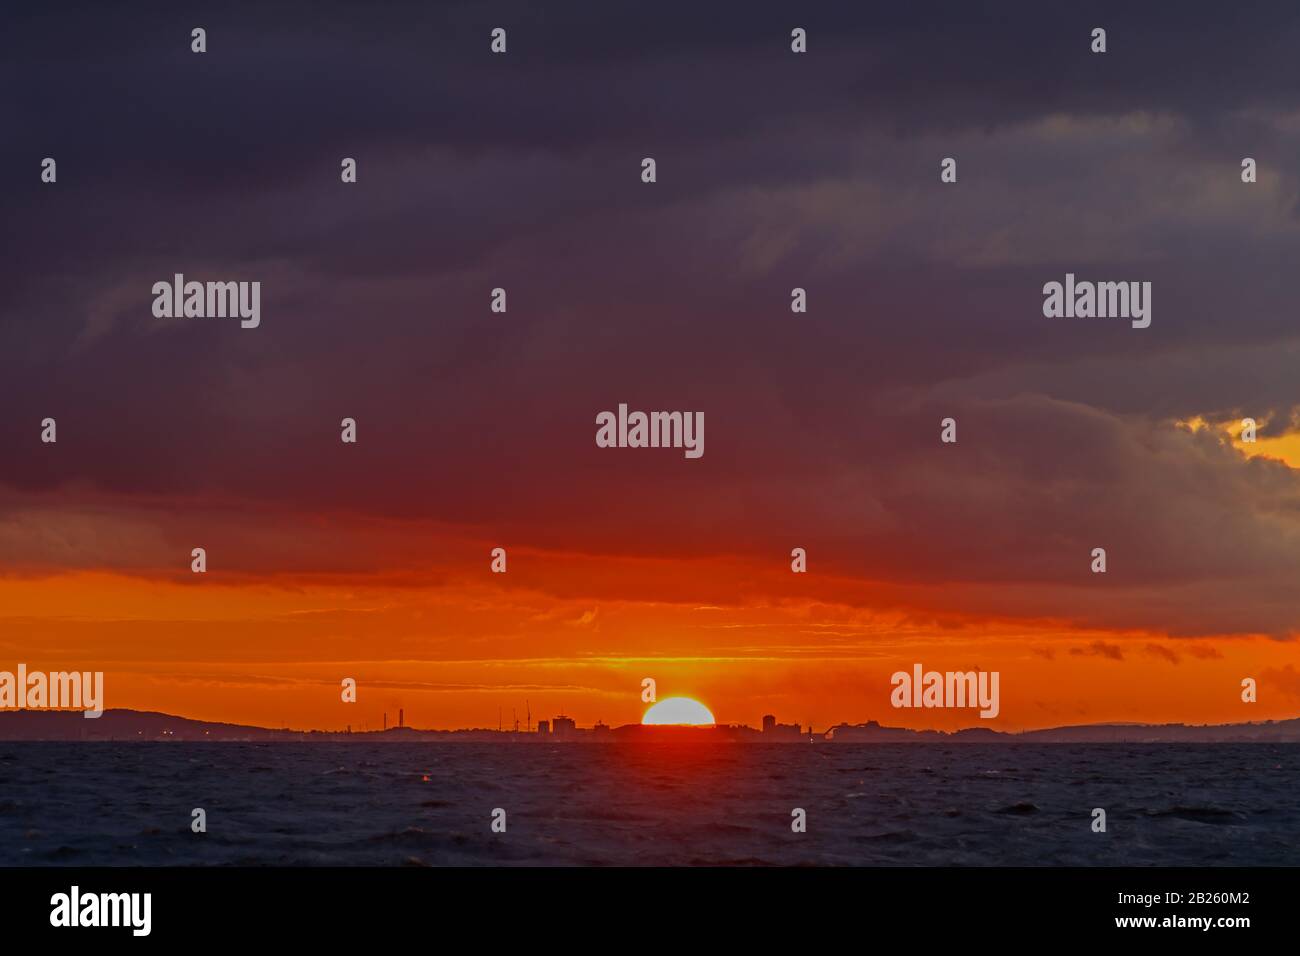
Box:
[2,1,1299,732]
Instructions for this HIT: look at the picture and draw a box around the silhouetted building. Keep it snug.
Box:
[762,714,802,739]
[536,720,550,735]
[552,714,576,738]
[593,720,610,736]
[398,709,404,729]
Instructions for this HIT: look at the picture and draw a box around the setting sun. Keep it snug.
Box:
[641,697,716,726]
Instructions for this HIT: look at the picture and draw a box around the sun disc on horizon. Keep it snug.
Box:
[641,697,716,726]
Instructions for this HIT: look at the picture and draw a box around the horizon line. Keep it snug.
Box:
[3,706,1298,739]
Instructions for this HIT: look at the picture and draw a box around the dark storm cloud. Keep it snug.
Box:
[3,1,1300,637]
[6,0,1300,215]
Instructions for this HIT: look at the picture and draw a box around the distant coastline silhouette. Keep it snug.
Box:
[3,708,1299,743]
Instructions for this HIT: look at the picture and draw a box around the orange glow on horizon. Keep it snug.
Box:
[1,570,1297,734]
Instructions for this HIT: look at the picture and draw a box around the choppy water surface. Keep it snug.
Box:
[1,742,1295,865]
